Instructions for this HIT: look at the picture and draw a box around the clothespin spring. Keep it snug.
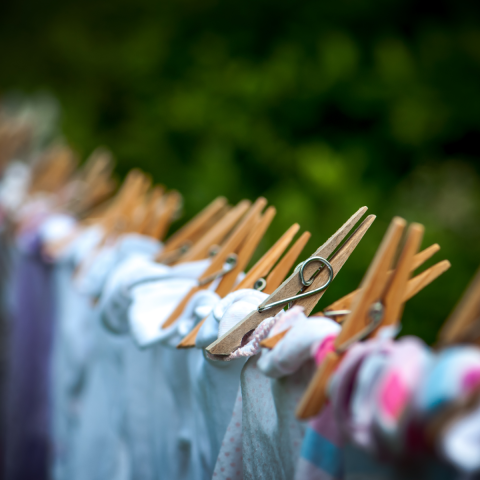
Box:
[257,256,334,313]
[198,254,238,286]
[335,302,384,354]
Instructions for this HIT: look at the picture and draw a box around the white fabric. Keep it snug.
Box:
[127,259,211,348]
[76,233,161,298]
[190,289,268,479]
[440,403,480,473]
[257,307,341,378]
[214,307,341,480]
[38,213,77,245]
[195,289,268,349]
[0,161,31,213]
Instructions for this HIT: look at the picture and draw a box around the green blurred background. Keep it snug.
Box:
[1,0,480,343]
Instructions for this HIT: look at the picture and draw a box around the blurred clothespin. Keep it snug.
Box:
[156,197,229,264]
[438,266,480,347]
[295,217,449,419]
[162,197,271,329]
[262,244,451,349]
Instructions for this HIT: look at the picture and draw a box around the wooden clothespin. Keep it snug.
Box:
[296,217,431,419]
[262,244,450,349]
[137,186,165,236]
[0,119,31,172]
[156,197,229,263]
[175,200,251,263]
[151,190,182,241]
[69,148,117,217]
[236,227,311,294]
[437,266,480,347]
[177,223,310,348]
[162,197,269,329]
[206,207,375,356]
[177,207,286,348]
[29,145,78,195]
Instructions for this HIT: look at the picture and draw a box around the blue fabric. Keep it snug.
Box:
[301,427,344,478]
[50,259,94,480]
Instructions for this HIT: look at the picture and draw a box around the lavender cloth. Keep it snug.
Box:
[5,232,55,480]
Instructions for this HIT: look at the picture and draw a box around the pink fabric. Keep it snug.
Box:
[462,369,480,392]
[314,334,337,366]
[379,372,409,421]
[267,306,305,337]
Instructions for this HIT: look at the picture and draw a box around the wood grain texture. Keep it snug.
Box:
[294,215,376,316]
[260,215,376,350]
[333,217,406,347]
[153,190,182,240]
[377,223,423,329]
[215,206,276,297]
[234,223,300,291]
[323,244,441,315]
[405,260,451,301]
[162,198,266,328]
[264,231,311,294]
[178,200,250,262]
[158,196,228,257]
[207,207,369,356]
[296,351,341,419]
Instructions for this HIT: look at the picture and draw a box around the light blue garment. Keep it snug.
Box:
[49,225,102,480]
[50,260,94,480]
[69,235,162,480]
[190,289,269,480]
[92,255,210,480]
[70,306,131,480]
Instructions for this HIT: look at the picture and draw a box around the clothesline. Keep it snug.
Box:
[0,114,479,480]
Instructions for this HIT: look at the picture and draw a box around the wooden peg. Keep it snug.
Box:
[438,266,480,346]
[322,243,442,319]
[152,190,182,240]
[179,200,251,263]
[262,259,451,350]
[405,259,451,301]
[295,216,406,419]
[177,223,304,349]
[259,217,376,350]
[214,206,276,297]
[263,231,312,295]
[234,223,301,291]
[161,198,268,329]
[207,207,371,356]
[157,197,228,260]
[376,223,424,330]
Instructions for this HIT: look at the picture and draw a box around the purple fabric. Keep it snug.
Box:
[5,232,54,480]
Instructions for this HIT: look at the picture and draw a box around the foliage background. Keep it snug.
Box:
[1,0,480,343]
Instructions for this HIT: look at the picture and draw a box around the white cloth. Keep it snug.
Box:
[440,403,480,474]
[128,259,211,347]
[76,233,161,298]
[214,307,341,480]
[119,259,215,480]
[70,236,162,480]
[189,289,268,479]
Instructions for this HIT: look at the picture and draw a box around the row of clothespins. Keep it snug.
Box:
[4,131,480,421]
